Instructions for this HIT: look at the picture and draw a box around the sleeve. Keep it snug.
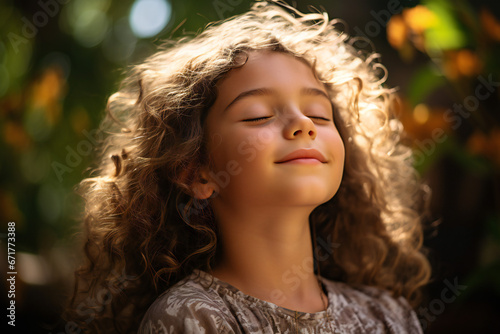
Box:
[371,290,424,334]
[394,295,423,334]
[138,291,237,334]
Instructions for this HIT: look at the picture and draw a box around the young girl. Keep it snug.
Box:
[66,1,431,333]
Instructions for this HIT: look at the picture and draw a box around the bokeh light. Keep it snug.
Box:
[103,17,137,63]
[413,103,430,124]
[129,0,172,38]
[62,0,111,48]
[73,9,109,48]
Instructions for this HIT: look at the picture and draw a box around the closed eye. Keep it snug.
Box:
[309,116,331,121]
[242,116,272,122]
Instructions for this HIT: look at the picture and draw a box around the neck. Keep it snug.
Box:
[210,202,327,312]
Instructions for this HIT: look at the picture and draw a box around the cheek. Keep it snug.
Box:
[207,130,273,192]
[217,128,276,166]
[207,132,253,176]
[207,133,234,172]
[335,133,346,163]
[322,125,344,147]
[324,129,346,170]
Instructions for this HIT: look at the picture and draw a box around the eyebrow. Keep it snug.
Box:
[223,87,331,112]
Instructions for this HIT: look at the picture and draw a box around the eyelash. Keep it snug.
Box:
[310,116,331,122]
[242,116,331,122]
[242,116,272,122]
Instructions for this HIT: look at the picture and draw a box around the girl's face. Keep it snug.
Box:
[204,51,345,210]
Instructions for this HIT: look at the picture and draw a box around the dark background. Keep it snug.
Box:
[1,0,499,333]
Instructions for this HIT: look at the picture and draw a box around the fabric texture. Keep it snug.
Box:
[139,269,423,334]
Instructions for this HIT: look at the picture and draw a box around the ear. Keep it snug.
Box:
[191,168,218,200]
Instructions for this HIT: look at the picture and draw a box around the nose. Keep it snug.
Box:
[283,109,317,140]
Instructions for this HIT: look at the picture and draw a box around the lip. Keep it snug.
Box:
[275,148,327,164]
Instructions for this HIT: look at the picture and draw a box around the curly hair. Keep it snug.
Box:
[64,1,431,333]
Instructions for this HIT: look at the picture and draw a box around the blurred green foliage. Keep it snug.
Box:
[0,0,255,254]
[387,1,500,325]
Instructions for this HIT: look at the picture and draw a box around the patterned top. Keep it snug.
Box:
[139,269,423,333]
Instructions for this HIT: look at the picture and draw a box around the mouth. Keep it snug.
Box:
[275,148,327,164]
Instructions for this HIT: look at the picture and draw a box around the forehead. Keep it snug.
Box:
[213,51,324,105]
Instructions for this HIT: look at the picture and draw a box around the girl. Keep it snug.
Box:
[66,1,431,333]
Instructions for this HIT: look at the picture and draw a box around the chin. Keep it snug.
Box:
[278,186,337,207]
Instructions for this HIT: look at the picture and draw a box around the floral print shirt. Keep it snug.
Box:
[139,269,423,333]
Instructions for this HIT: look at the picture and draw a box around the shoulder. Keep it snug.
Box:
[322,278,422,333]
[138,273,237,334]
[346,281,413,314]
